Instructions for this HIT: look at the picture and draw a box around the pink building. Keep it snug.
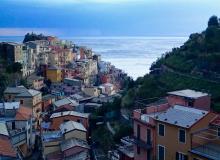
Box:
[133,101,169,160]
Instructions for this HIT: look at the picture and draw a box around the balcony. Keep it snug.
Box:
[190,126,220,160]
[133,136,152,150]
[10,129,26,146]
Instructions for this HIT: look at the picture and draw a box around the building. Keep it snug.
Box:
[41,131,62,158]
[53,97,79,109]
[50,111,90,130]
[99,83,116,95]
[27,74,44,90]
[82,86,100,97]
[60,138,90,160]
[60,121,87,141]
[154,105,215,160]
[46,66,63,83]
[0,42,23,63]
[132,89,215,160]
[4,86,42,126]
[167,89,211,111]
[133,100,169,160]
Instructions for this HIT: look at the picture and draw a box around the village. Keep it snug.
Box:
[0,35,220,160]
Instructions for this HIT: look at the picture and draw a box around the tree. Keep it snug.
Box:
[208,15,219,27]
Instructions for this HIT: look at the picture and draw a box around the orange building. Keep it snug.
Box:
[154,105,215,160]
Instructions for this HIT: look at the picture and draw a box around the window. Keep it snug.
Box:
[158,145,165,160]
[158,124,165,136]
[188,99,194,107]
[147,129,151,144]
[137,124,140,139]
[217,128,220,137]
[20,99,24,105]
[176,152,188,160]
[147,149,151,160]
[137,146,140,155]
[179,129,186,143]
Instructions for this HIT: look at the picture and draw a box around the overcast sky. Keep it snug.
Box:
[0,0,220,36]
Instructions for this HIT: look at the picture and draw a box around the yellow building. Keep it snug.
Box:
[46,66,62,83]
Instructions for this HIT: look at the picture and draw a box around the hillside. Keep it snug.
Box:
[122,16,220,111]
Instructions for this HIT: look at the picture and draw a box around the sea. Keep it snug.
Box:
[0,36,187,79]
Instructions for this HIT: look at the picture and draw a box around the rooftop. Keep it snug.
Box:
[15,106,32,121]
[167,89,208,99]
[0,137,17,158]
[4,86,40,97]
[60,121,86,134]
[53,98,79,108]
[60,138,89,151]
[42,131,62,142]
[50,111,90,119]
[4,86,27,94]
[154,105,208,128]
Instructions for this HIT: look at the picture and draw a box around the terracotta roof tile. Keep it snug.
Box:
[0,136,17,158]
[15,106,32,121]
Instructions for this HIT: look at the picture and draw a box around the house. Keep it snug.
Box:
[53,104,74,114]
[8,106,34,158]
[0,42,23,63]
[99,83,115,95]
[132,89,215,160]
[50,111,90,130]
[42,121,89,159]
[63,78,82,87]
[60,138,90,160]
[27,74,44,90]
[4,86,42,126]
[41,131,62,158]
[154,105,215,160]
[46,66,62,83]
[60,121,87,141]
[167,89,211,111]
[82,86,100,97]
[42,94,56,112]
[133,100,169,160]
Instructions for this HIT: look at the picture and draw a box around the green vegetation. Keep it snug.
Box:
[122,16,220,111]
[0,59,23,99]
[23,32,47,43]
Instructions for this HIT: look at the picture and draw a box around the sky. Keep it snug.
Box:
[0,0,220,36]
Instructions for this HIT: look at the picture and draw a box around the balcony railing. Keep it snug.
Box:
[133,136,152,150]
[11,130,26,146]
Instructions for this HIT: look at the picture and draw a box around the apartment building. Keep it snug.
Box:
[155,105,215,160]
[133,89,214,160]
[4,86,42,126]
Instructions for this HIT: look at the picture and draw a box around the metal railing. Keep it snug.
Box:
[133,136,152,150]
